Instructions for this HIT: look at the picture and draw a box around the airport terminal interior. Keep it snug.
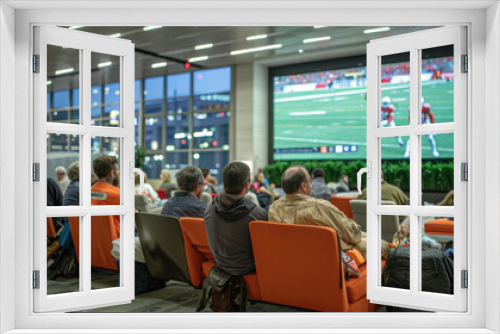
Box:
[45,25,457,313]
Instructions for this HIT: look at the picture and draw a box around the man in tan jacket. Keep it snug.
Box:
[268,165,388,259]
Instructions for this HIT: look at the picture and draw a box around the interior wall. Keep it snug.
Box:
[485,2,500,332]
[0,2,16,333]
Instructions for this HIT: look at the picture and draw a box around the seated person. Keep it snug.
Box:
[251,171,279,209]
[357,171,408,206]
[205,162,268,275]
[161,166,206,218]
[159,169,178,199]
[310,167,334,201]
[336,175,350,193]
[269,165,389,259]
[437,190,454,207]
[90,156,121,236]
[135,173,165,207]
[201,167,217,194]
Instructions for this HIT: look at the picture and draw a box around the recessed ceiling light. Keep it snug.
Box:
[69,26,84,30]
[108,33,121,38]
[55,68,74,75]
[303,36,331,44]
[98,62,112,68]
[188,56,209,63]
[313,26,326,29]
[230,44,282,56]
[47,81,52,85]
[299,49,304,53]
[246,34,267,41]
[143,26,162,31]
[363,27,391,34]
[151,62,167,69]
[195,44,213,50]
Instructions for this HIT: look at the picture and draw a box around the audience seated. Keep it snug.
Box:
[55,166,70,195]
[161,166,206,218]
[251,171,279,209]
[268,165,389,259]
[159,169,178,199]
[357,171,407,206]
[336,175,350,193]
[201,167,217,194]
[205,161,268,275]
[90,156,121,236]
[310,167,334,200]
[62,162,80,206]
[135,173,165,207]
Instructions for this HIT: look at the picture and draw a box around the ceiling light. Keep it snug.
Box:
[47,81,52,85]
[151,62,167,68]
[143,26,162,31]
[108,33,121,38]
[69,26,84,30]
[363,27,391,34]
[230,44,282,56]
[303,36,331,44]
[313,26,326,29]
[188,56,209,63]
[299,49,304,53]
[98,62,112,68]
[55,68,74,75]
[195,44,213,50]
[246,34,267,41]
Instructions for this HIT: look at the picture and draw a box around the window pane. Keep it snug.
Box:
[53,90,70,109]
[421,46,454,124]
[91,215,120,290]
[145,117,162,151]
[194,67,231,95]
[135,80,141,102]
[92,52,121,127]
[144,154,164,180]
[104,106,120,126]
[166,114,189,149]
[381,53,410,128]
[104,83,120,105]
[144,76,164,101]
[167,98,190,113]
[167,73,190,98]
[382,215,410,291]
[192,151,229,184]
[193,112,230,149]
[165,152,189,170]
[91,144,121,205]
[91,86,102,107]
[381,136,410,206]
[144,100,163,115]
[193,93,230,111]
[135,103,140,146]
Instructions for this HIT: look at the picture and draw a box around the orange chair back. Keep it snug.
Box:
[249,221,350,312]
[425,218,454,236]
[68,215,119,271]
[179,217,214,287]
[47,217,56,238]
[331,195,355,220]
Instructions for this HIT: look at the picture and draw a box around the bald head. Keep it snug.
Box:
[281,166,311,195]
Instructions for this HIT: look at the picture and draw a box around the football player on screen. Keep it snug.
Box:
[404,97,439,158]
[381,96,405,146]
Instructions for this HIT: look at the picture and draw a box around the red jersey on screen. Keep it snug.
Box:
[408,103,435,124]
[381,104,395,123]
[91,181,121,237]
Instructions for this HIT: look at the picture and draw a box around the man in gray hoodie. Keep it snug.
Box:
[205,162,268,276]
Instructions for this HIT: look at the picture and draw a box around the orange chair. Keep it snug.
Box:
[47,217,56,238]
[330,195,356,220]
[68,216,119,271]
[178,217,261,301]
[249,221,375,312]
[425,218,454,236]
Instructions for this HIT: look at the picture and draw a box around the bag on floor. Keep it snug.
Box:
[382,246,454,294]
[196,266,247,312]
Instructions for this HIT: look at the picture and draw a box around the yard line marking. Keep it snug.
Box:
[289,111,326,116]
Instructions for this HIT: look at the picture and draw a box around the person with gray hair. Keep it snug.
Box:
[160,166,207,218]
[55,166,70,195]
[63,162,80,206]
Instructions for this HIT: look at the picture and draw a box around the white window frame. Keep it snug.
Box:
[1,2,498,333]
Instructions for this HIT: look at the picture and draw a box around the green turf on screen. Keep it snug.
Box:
[273,80,454,161]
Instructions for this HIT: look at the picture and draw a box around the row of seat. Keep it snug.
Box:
[136,213,380,312]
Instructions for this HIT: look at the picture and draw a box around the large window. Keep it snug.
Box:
[46,67,232,182]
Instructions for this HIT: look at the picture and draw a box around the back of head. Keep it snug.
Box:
[311,167,325,179]
[67,162,80,181]
[176,166,204,192]
[281,166,308,194]
[223,162,250,195]
[55,166,66,176]
[201,167,210,179]
[161,169,171,182]
[93,156,114,179]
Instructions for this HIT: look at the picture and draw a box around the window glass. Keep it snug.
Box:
[193,67,231,95]
[53,90,70,109]
[192,150,229,184]
[144,100,163,115]
[145,117,162,151]
[144,76,164,101]
[167,73,190,98]
[92,86,102,106]
[104,83,120,105]
[164,152,189,170]
[135,80,141,102]
[144,154,164,180]
[193,93,230,111]
[166,114,190,150]
[193,112,230,149]
[167,98,189,113]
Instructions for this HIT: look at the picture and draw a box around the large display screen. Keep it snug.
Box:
[272,55,454,161]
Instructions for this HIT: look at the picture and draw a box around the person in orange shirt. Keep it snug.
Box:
[91,156,121,236]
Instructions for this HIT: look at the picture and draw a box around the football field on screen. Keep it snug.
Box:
[273,80,455,161]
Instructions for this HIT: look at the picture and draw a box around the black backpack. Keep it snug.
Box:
[382,246,454,294]
[196,267,247,312]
